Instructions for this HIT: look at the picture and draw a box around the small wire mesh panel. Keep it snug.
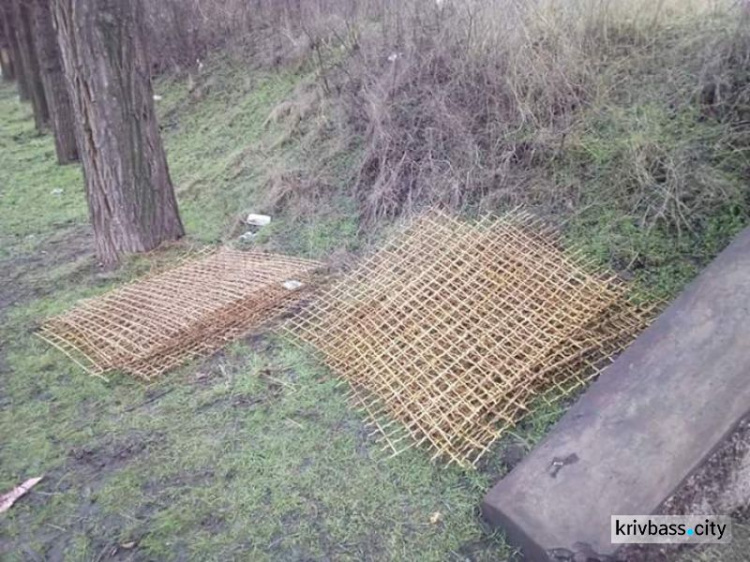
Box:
[40,249,323,381]
[286,211,655,467]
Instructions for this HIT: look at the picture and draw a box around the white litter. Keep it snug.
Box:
[246,214,272,227]
[282,280,304,291]
[51,188,63,196]
[0,476,43,513]
[153,95,163,101]
[238,232,256,242]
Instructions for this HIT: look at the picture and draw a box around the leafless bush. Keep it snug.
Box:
[145,0,750,231]
[142,0,381,71]
[263,169,338,219]
[327,0,747,225]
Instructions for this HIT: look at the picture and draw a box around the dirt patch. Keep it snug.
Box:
[68,432,159,474]
[196,392,268,413]
[617,419,750,561]
[0,225,94,314]
[0,430,165,562]
[665,420,750,517]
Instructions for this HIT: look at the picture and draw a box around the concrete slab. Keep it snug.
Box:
[481,227,750,561]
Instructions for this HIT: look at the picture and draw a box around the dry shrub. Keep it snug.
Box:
[144,0,750,232]
[609,133,742,237]
[263,169,338,219]
[143,0,382,71]
[335,0,748,225]
[264,80,325,147]
[698,21,750,123]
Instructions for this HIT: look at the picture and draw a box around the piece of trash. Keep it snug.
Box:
[430,511,443,524]
[238,232,256,242]
[286,418,304,429]
[50,188,63,196]
[387,52,401,63]
[246,214,271,227]
[153,94,163,101]
[120,541,136,550]
[282,280,304,291]
[0,476,43,513]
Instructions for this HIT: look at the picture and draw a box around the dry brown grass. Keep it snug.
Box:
[338,0,748,225]
[146,0,750,234]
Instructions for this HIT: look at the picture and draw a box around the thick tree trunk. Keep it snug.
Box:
[1,0,28,97]
[53,0,185,267]
[12,0,48,129]
[32,0,77,163]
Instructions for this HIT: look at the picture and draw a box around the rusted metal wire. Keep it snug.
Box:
[285,210,656,467]
[39,249,323,381]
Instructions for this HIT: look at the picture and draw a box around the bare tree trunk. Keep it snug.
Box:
[53,0,185,267]
[32,0,77,163]
[0,47,13,80]
[1,0,28,97]
[12,0,48,129]
[0,10,17,80]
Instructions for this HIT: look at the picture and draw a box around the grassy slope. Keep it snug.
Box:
[0,70,513,561]
[1,36,747,559]
[563,99,749,299]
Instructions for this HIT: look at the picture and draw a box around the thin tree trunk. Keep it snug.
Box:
[0,11,17,80]
[12,0,48,129]
[32,0,77,163]
[53,0,185,267]
[1,0,28,97]
[0,47,15,80]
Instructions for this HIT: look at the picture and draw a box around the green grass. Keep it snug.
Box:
[151,57,363,260]
[559,98,749,300]
[0,90,86,259]
[1,36,748,560]
[157,63,300,243]
[1,329,509,561]
[0,68,513,561]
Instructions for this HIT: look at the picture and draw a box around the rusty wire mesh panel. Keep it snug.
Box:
[39,249,323,381]
[285,211,656,467]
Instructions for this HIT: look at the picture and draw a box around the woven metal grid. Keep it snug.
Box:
[285,211,655,467]
[39,249,323,381]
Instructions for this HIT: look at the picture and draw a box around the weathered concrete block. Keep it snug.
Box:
[482,228,750,561]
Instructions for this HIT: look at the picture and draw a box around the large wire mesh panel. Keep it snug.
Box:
[40,249,323,381]
[285,211,655,467]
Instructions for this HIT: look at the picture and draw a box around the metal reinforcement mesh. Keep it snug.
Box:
[285,211,656,467]
[39,249,323,381]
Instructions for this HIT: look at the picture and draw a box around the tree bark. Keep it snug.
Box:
[0,47,15,80]
[52,0,185,267]
[1,0,28,97]
[12,0,48,129]
[0,11,17,80]
[32,0,77,163]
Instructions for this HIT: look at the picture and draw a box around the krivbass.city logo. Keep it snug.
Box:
[611,515,732,544]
